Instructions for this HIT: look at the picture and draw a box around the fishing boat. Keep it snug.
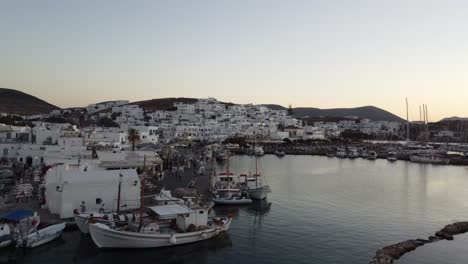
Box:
[387,151,398,162]
[367,151,378,160]
[89,204,231,249]
[18,222,66,248]
[410,153,450,165]
[273,150,286,157]
[241,156,271,200]
[0,210,40,248]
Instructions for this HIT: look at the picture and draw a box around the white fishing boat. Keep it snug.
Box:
[89,204,231,249]
[410,153,450,165]
[19,222,66,248]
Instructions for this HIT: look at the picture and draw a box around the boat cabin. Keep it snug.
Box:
[147,204,208,232]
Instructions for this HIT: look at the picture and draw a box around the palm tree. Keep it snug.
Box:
[128,129,140,151]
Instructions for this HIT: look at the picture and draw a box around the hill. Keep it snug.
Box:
[131,97,198,111]
[440,116,468,122]
[0,88,60,115]
[262,104,404,122]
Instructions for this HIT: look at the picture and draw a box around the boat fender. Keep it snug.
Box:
[201,232,207,239]
[169,234,177,245]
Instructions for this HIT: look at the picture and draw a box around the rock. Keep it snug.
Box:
[369,221,468,264]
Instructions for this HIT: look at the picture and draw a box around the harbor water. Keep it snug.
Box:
[5,155,468,264]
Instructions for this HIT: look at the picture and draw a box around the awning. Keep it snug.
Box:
[0,210,33,222]
[147,204,194,216]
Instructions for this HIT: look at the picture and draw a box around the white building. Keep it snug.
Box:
[45,166,141,219]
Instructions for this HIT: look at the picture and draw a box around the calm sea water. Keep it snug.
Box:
[5,155,468,264]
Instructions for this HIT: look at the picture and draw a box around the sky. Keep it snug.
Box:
[1,0,467,121]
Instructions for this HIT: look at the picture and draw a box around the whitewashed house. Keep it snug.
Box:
[45,166,140,218]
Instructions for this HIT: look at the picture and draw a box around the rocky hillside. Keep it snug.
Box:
[0,88,60,115]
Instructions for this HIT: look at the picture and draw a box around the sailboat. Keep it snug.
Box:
[211,151,253,205]
[242,156,271,200]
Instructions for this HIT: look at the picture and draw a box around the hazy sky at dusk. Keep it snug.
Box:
[1,0,468,121]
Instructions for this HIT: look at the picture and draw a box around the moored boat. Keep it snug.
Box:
[410,153,450,165]
[387,151,398,162]
[89,204,231,249]
[367,151,378,160]
[18,222,66,248]
[273,150,286,157]
[212,194,253,205]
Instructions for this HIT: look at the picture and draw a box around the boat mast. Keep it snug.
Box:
[116,173,122,214]
[406,98,410,141]
[425,104,429,142]
[138,173,145,231]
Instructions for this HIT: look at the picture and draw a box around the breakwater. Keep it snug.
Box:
[369,222,468,264]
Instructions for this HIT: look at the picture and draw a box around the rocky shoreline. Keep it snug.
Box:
[369,222,468,264]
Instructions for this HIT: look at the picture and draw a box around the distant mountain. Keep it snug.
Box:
[440,116,468,122]
[0,88,60,115]
[262,104,404,122]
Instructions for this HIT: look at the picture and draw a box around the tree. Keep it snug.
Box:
[97,117,119,127]
[128,129,140,151]
[287,104,294,116]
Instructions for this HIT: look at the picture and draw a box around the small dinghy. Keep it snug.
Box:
[19,222,66,248]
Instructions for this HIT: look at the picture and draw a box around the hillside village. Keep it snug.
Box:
[1,97,404,147]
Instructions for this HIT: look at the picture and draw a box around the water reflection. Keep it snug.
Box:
[14,229,232,264]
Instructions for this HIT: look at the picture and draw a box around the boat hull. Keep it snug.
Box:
[410,156,450,165]
[213,198,253,205]
[247,187,270,200]
[0,235,12,248]
[89,220,231,249]
[75,215,91,234]
[21,223,66,248]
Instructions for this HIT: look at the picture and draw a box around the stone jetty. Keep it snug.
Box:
[369,222,468,263]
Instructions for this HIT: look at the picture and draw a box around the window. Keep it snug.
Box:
[199,211,204,214]
[96,198,102,205]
